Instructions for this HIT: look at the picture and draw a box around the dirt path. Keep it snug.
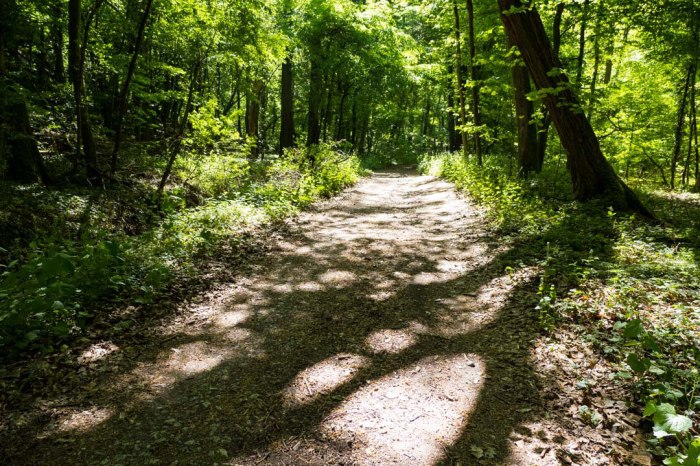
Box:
[2,170,639,465]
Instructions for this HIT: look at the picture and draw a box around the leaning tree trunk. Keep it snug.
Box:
[507,32,540,175]
[280,53,294,153]
[111,0,154,174]
[498,0,652,217]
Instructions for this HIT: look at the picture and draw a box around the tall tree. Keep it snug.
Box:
[110,0,154,174]
[68,0,101,183]
[466,0,482,165]
[453,0,469,159]
[507,32,540,175]
[280,54,295,152]
[498,0,652,216]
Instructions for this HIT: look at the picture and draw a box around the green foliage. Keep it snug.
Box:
[0,146,363,357]
[421,150,700,464]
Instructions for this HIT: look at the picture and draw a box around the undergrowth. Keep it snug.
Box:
[419,151,700,465]
[0,144,363,359]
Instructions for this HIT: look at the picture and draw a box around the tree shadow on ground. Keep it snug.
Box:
[0,170,617,465]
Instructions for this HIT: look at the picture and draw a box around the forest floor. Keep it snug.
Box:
[1,169,652,465]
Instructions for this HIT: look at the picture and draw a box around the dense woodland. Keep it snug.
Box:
[1,0,699,464]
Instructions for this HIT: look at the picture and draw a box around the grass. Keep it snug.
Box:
[419,151,700,464]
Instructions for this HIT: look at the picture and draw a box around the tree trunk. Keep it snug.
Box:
[322,74,334,142]
[498,0,652,217]
[69,0,101,183]
[110,0,153,174]
[466,0,482,165]
[335,81,349,141]
[671,63,694,189]
[447,65,460,152]
[246,79,263,158]
[1,20,49,185]
[422,93,431,137]
[306,57,322,147]
[280,53,294,153]
[507,32,540,175]
[350,95,358,146]
[536,2,565,168]
[575,0,589,88]
[588,2,603,116]
[453,0,469,159]
[158,60,200,194]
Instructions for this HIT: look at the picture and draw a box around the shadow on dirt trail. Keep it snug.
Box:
[1,169,613,465]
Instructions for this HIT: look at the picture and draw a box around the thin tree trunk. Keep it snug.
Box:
[350,94,358,146]
[69,0,101,183]
[322,74,334,142]
[280,53,294,153]
[575,0,589,88]
[536,2,565,168]
[335,81,349,141]
[306,56,322,147]
[588,2,603,117]
[453,0,469,159]
[110,0,153,174]
[422,93,431,137]
[246,79,263,159]
[499,0,652,217]
[158,60,200,194]
[447,65,460,152]
[671,63,694,189]
[466,0,482,165]
[507,32,540,175]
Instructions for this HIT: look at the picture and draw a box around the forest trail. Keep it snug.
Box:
[4,170,626,465]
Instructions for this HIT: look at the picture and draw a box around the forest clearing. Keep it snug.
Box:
[1,0,699,464]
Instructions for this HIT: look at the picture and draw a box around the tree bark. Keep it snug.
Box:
[280,53,294,153]
[453,0,469,159]
[335,81,349,141]
[575,0,589,88]
[507,32,540,175]
[51,5,65,83]
[536,2,565,168]
[158,60,200,194]
[110,0,153,174]
[466,0,482,165]
[671,63,694,189]
[246,79,263,158]
[446,64,460,152]
[69,0,101,183]
[588,2,603,116]
[306,57,322,147]
[498,0,652,217]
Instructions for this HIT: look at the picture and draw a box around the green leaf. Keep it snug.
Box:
[643,401,657,417]
[624,319,644,339]
[660,414,693,434]
[683,437,700,466]
[627,353,651,373]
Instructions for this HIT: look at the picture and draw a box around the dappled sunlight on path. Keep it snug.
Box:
[321,354,486,465]
[6,168,550,465]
